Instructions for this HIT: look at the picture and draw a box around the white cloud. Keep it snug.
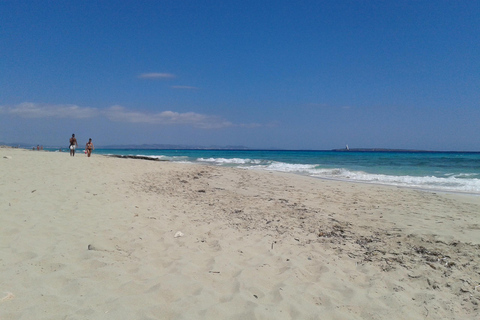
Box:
[238,122,264,128]
[0,102,99,119]
[138,73,176,79]
[105,105,233,129]
[1,102,261,130]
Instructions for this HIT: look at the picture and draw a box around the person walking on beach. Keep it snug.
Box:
[86,138,94,157]
[69,134,78,156]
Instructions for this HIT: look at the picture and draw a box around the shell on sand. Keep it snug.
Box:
[1,292,15,302]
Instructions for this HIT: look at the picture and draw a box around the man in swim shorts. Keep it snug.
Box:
[69,134,78,156]
[86,138,94,157]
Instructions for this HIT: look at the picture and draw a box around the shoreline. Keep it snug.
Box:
[1,148,479,319]
[101,151,480,197]
[312,175,480,197]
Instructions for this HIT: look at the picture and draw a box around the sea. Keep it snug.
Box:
[91,149,480,195]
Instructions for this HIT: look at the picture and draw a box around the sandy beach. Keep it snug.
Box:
[1,147,479,319]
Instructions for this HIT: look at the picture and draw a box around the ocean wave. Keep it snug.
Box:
[311,169,480,193]
[253,161,480,193]
[186,157,480,193]
[262,162,319,173]
[444,172,480,178]
[197,157,265,165]
[138,154,189,161]
[156,154,480,194]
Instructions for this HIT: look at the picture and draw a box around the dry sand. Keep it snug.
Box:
[1,147,479,319]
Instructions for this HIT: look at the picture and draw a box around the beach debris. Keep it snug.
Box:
[3,156,12,159]
[87,244,96,250]
[1,292,15,302]
[174,231,184,238]
[355,237,374,247]
[426,262,437,270]
[412,245,456,270]
[318,224,349,239]
[208,271,220,274]
[197,189,206,193]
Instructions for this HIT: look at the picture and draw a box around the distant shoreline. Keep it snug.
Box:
[2,144,479,153]
[100,147,480,153]
[330,148,480,153]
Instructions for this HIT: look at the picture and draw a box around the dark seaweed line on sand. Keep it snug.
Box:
[106,155,169,161]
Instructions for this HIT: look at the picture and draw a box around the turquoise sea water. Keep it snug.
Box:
[93,149,480,194]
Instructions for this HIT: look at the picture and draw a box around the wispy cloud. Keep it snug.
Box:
[105,105,233,129]
[170,85,198,90]
[0,102,98,119]
[1,102,262,129]
[237,122,263,128]
[138,73,176,79]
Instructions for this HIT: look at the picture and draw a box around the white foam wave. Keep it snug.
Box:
[311,169,480,193]
[136,154,189,161]
[450,173,479,178]
[248,161,480,193]
[172,156,480,194]
[197,157,264,165]
[263,162,319,173]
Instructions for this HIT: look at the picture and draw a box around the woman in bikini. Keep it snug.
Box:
[86,138,94,157]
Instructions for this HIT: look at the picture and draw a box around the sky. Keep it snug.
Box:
[1,1,479,150]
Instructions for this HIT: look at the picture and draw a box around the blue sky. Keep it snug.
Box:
[1,1,479,150]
